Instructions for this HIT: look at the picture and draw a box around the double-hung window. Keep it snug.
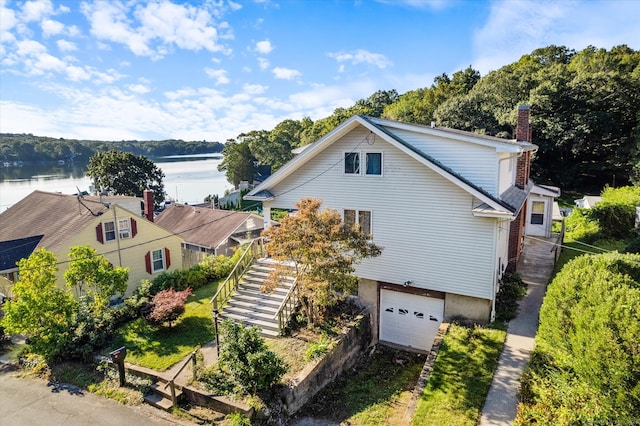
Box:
[344,209,372,238]
[344,151,382,175]
[118,219,131,239]
[344,152,360,174]
[152,249,165,273]
[531,201,545,225]
[365,152,382,175]
[104,221,116,242]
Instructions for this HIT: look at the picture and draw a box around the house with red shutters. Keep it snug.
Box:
[0,189,183,298]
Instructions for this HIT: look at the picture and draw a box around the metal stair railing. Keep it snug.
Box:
[210,238,266,313]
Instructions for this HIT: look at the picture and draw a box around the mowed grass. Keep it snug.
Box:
[411,323,506,426]
[109,281,219,371]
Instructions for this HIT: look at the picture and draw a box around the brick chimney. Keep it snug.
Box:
[515,105,531,189]
[144,189,154,222]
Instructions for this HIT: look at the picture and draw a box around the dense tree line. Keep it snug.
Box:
[220,45,639,195]
[0,134,223,164]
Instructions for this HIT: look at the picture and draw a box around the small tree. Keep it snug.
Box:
[64,245,129,313]
[261,198,382,325]
[0,249,76,360]
[218,319,287,393]
[142,287,192,328]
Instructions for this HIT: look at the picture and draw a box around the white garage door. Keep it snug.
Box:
[380,289,444,351]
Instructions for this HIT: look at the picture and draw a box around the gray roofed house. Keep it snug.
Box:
[154,203,269,258]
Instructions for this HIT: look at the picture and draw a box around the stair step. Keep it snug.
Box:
[150,382,183,400]
[226,299,280,314]
[223,306,279,322]
[232,293,283,307]
[144,392,174,411]
[237,282,289,297]
[221,312,280,332]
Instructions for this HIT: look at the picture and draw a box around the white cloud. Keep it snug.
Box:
[56,39,76,52]
[473,0,640,74]
[328,49,392,69]
[128,83,151,94]
[255,39,273,54]
[272,67,301,80]
[243,83,268,95]
[41,18,64,37]
[21,0,54,22]
[204,68,230,85]
[81,1,230,59]
[257,57,269,70]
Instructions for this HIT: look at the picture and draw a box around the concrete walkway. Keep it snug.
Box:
[479,235,557,425]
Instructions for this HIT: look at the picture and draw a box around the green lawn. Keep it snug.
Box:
[411,323,506,426]
[109,281,219,371]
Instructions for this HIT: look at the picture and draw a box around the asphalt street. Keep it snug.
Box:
[0,368,180,426]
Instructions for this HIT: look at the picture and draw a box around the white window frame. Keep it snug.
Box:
[118,218,131,239]
[365,152,383,176]
[531,201,545,225]
[104,221,116,242]
[344,152,360,175]
[344,209,373,238]
[151,248,165,273]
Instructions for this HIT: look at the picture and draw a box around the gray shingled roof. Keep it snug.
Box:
[0,190,113,253]
[154,204,263,249]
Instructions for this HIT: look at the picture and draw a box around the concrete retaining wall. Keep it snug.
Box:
[279,308,372,415]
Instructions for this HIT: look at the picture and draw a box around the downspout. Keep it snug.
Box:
[113,206,123,267]
[490,219,499,322]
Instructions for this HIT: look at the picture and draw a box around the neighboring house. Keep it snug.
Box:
[0,190,183,297]
[246,106,549,351]
[155,203,267,257]
[525,184,562,238]
[574,195,602,209]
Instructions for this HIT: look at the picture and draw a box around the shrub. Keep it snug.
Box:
[305,335,333,361]
[518,252,640,423]
[564,208,600,242]
[218,319,287,393]
[142,288,192,328]
[494,272,527,322]
[200,254,236,281]
[591,202,635,238]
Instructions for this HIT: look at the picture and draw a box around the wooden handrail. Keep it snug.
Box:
[210,238,264,311]
[273,276,298,321]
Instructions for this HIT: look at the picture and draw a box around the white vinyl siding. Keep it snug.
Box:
[265,127,497,300]
[390,128,499,195]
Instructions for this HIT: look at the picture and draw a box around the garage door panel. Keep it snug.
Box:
[380,289,443,351]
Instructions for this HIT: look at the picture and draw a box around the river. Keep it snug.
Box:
[0,154,233,212]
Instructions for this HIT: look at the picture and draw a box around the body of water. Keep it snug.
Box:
[0,155,233,212]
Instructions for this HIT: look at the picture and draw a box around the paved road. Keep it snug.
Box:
[0,367,182,426]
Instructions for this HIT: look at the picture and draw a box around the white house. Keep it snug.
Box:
[246,106,541,351]
[525,184,562,237]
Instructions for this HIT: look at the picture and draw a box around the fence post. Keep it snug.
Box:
[169,381,177,406]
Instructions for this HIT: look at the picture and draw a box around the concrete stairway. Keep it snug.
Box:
[144,379,182,411]
[220,259,296,337]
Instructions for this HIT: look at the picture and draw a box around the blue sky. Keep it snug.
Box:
[1,0,638,143]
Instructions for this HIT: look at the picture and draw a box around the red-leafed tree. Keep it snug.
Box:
[142,288,192,328]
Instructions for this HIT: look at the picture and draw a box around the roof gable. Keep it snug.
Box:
[247,115,521,214]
